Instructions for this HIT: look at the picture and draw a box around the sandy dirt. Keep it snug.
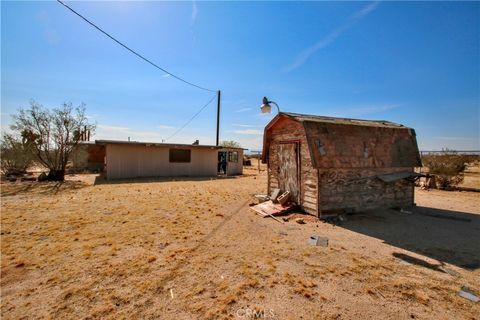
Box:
[1,166,479,319]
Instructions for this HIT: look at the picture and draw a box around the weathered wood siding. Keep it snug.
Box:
[105,144,218,179]
[318,167,415,213]
[303,122,422,168]
[267,118,318,215]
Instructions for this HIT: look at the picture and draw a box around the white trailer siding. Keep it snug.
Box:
[221,148,244,176]
[105,144,218,179]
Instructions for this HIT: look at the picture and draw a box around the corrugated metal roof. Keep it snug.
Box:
[281,112,406,128]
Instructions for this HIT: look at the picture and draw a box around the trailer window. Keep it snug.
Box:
[169,149,191,163]
[228,151,238,162]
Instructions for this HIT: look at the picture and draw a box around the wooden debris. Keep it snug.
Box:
[308,235,328,247]
[459,287,479,302]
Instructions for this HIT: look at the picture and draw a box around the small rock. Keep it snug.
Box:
[295,218,306,224]
[37,172,48,182]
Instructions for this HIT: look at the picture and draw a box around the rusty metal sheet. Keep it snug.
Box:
[377,171,421,183]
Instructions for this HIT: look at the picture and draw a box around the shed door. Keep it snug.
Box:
[278,143,300,203]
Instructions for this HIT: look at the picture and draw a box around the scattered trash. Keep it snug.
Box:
[254,189,281,203]
[279,230,288,236]
[37,172,48,182]
[458,287,479,302]
[277,191,291,205]
[159,243,169,250]
[103,212,113,215]
[254,194,269,203]
[270,189,281,202]
[295,218,305,224]
[38,236,49,241]
[170,288,174,299]
[250,200,297,223]
[400,208,412,214]
[322,214,349,224]
[308,235,328,247]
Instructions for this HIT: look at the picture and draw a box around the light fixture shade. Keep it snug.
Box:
[261,104,272,113]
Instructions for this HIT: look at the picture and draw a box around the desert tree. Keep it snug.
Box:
[0,132,34,176]
[10,100,95,181]
[220,140,241,148]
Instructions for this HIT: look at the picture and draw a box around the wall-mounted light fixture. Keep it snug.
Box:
[260,96,280,114]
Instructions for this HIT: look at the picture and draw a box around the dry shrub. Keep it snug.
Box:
[422,153,473,189]
[0,133,34,176]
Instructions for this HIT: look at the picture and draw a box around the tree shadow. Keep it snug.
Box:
[337,206,480,270]
[1,180,88,197]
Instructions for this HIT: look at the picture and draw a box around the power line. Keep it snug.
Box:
[56,0,216,93]
[166,92,218,141]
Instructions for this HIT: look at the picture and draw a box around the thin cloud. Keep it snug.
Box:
[343,103,400,117]
[97,124,130,132]
[435,137,478,141]
[233,129,263,135]
[191,0,198,25]
[235,107,252,113]
[285,1,379,72]
[96,124,164,141]
[157,124,174,129]
[36,10,61,45]
[232,124,260,128]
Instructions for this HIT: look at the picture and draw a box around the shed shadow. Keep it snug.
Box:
[338,206,480,270]
[93,174,246,185]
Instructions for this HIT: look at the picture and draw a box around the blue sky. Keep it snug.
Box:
[1,1,479,151]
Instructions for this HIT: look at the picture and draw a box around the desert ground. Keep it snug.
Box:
[1,165,479,319]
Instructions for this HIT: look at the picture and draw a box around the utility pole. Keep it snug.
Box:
[216,90,221,146]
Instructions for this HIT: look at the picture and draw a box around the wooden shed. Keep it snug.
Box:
[96,140,243,180]
[262,112,422,218]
